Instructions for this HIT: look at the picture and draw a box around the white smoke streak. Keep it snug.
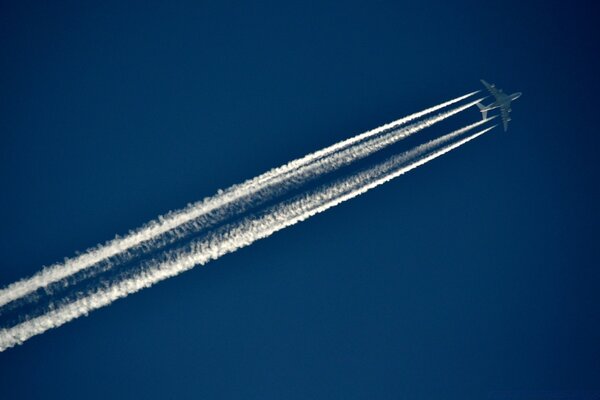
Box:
[0,123,495,352]
[0,92,478,308]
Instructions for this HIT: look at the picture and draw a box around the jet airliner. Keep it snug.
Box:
[477,79,522,131]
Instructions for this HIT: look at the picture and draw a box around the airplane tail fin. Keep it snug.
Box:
[476,102,488,120]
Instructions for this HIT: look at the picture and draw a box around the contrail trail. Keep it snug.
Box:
[93,98,486,257]
[130,103,488,249]
[0,123,495,352]
[2,97,484,309]
[0,92,479,308]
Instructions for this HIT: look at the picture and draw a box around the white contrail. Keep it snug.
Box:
[0,123,495,352]
[128,98,486,248]
[7,97,485,303]
[0,92,479,308]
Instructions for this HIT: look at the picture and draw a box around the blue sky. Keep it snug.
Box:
[1,1,598,399]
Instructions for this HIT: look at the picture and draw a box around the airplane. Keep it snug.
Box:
[477,79,522,131]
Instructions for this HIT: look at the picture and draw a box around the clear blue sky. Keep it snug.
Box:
[1,1,598,399]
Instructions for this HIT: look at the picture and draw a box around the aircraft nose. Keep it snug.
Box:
[514,92,522,99]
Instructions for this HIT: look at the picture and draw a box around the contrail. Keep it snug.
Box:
[3,97,484,308]
[130,103,488,250]
[98,98,486,255]
[0,123,495,352]
[0,92,479,308]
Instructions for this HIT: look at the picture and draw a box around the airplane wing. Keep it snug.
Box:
[480,79,501,99]
[500,105,511,131]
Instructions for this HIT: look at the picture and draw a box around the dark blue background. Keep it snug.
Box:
[1,1,598,398]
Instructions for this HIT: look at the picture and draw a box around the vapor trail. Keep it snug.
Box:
[0,123,495,352]
[118,98,486,250]
[0,92,478,308]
